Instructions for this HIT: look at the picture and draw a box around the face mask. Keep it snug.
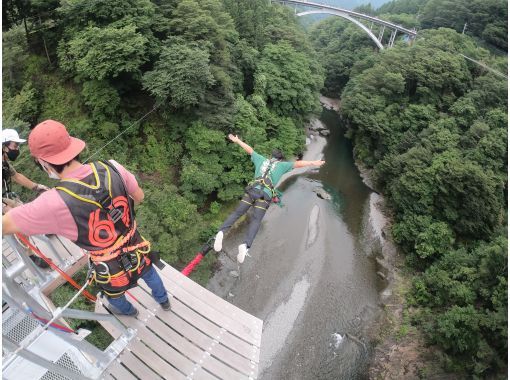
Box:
[6,148,20,161]
[38,159,60,180]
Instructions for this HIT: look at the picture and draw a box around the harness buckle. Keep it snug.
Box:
[118,253,133,271]
[109,208,123,223]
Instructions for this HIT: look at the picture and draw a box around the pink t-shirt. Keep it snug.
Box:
[9,160,139,241]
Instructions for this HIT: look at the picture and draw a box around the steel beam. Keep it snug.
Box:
[378,25,385,42]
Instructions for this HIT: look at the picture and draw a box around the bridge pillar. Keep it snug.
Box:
[378,25,385,42]
[388,29,397,47]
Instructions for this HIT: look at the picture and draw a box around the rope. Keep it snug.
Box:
[8,274,92,359]
[83,103,161,163]
[26,307,76,334]
[181,240,214,277]
[460,54,507,79]
[41,274,92,333]
[15,233,97,302]
[12,103,161,170]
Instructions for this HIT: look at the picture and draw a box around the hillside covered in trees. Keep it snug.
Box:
[2,0,507,377]
[310,0,507,377]
[3,0,325,282]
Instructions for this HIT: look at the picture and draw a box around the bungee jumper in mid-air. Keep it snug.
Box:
[2,120,171,317]
[213,134,325,263]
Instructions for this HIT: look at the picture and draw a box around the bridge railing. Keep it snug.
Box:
[272,0,417,38]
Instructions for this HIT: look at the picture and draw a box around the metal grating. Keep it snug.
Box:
[2,308,40,344]
[39,353,83,380]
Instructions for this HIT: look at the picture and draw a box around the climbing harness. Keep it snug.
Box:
[246,158,282,204]
[55,160,152,298]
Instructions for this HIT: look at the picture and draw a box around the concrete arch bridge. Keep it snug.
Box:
[274,0,417,50]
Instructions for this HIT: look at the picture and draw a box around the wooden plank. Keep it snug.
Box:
[105,360,137,379]
[31,236,73,264]
[136,283,259,362]
[109,293,221,380]
[128,338,187,380]
[141,272,261,346]
[118,350,162,380]
[144,313,247,380]
[119,295,248,380]
[161,265,263,330]
[41,255,88,296]
[116,313,195,379]
[150,312,255,378]
[94,300,122,339]
[48,235,85,260]
[159,265,262,345]
[132,286,259,377]
[194,369,220,380]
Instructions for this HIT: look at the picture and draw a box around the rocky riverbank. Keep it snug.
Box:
[353,132,453,379]
[319,95,340,111]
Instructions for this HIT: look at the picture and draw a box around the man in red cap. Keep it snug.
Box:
[2,120,170,316]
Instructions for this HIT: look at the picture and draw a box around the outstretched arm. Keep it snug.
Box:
[293,160,325,169]
[12,172,49,192]
[228,134,253,155]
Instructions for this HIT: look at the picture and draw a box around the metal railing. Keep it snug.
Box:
[2,235,135,380]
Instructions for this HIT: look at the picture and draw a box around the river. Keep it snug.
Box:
[208,108,384,379]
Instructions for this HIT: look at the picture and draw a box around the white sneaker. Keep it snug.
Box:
[237,244,248,264]
[213,231,223,252]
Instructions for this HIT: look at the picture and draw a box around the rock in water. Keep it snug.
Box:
[309,118,327,132]
[331,333,344,349]
[319,129,330,137]
[229,270,240,278]
[313,187,332,200]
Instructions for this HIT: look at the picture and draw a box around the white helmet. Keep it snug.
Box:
[2,129,26,144]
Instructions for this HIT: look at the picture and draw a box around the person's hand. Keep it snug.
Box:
[34,184,50,193]
[2,198,20,214]
[2,202,12,215]
[228,134,240,143]
[314,160,325,167]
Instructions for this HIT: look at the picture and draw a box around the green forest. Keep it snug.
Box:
[311,0,507,377]
[3,0,507,377]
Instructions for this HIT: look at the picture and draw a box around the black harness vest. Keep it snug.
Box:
[56,161,150,297]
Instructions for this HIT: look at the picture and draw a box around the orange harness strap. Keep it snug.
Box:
[88,221,150,262]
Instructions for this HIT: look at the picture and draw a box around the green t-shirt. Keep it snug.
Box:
[251,151,294,197]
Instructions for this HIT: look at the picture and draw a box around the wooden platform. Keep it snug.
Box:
[96,263,263,380]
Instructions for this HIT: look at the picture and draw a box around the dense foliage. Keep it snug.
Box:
[3,0,324,269]
[312,7,507,377]
[3,1,506,377]
[3,0,324,344]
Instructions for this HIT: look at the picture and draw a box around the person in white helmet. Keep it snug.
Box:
[2,129,50,268]
[2,129,49,211]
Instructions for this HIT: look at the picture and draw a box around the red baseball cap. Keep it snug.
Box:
[29,120,86,165]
